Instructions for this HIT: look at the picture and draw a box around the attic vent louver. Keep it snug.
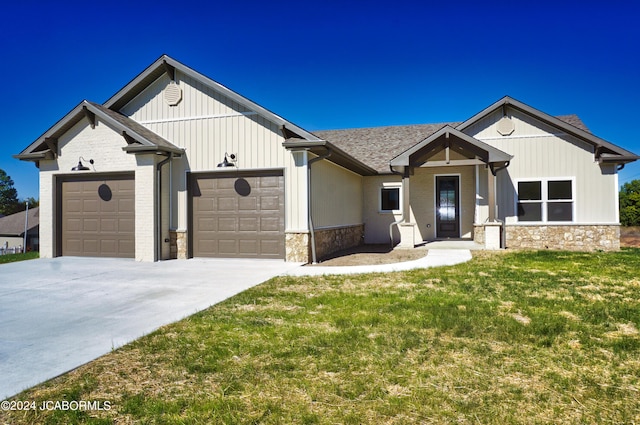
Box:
[496,116,514,136]
[164,81,182,106]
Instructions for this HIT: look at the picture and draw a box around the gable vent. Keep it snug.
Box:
[496,116,514,136]
[164,81,182,106]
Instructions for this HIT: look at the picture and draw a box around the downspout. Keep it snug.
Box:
[388,165,404,248]
[156,154,172,261]
[308,148,332,264]
[169,155,173,228]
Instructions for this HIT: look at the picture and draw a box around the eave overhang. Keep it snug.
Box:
[390,125,513,169]
[283,139,377,176]
[13,151,55,161]
[457,96,639,164]
[16,100,183,162]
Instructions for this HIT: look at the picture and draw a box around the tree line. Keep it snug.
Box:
[0,169,38,216]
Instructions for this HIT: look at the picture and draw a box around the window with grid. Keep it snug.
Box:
[517,179,573,222]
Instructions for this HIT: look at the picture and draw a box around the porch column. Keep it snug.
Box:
[398,168,416,248]
[485,167,502,249]
[487,168,496,222]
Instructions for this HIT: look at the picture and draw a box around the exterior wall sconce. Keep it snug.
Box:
[72,157,95,171]
[217,153,236,168]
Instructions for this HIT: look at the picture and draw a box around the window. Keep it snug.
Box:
[380,185,401,213]
[517,179,573,222]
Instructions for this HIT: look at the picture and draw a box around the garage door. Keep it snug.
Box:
[190,171,285,259]
[60,174,135,258]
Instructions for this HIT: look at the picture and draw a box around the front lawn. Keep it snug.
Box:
[2,249,639,424]
[0,251,39,264]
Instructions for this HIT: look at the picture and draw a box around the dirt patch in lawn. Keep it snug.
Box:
[621,227,640,248]
[307,244,428,267]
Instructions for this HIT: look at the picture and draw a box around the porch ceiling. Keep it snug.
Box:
[389,125,512,169]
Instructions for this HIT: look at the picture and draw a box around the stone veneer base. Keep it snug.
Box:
[505,224,620,251]
[286,232,311,263]
[314,224,365,261]
[169,230,188,260]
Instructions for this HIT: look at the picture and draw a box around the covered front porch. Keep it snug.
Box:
[389,125,512,250]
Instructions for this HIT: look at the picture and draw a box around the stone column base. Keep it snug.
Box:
[484,222,503,250]
[286,232,311,263]
[169,230,188,259]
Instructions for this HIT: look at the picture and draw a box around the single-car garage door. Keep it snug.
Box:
[190,171,285,259]
[59,174,135,258]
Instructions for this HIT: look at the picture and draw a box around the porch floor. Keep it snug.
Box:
[418,239,485,250]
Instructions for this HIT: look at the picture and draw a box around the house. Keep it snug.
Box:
[15,55,638,262]
[0,207,39,253]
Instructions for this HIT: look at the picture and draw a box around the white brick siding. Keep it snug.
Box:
[38,117,157,259]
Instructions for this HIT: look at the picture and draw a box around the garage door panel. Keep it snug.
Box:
[83,199,99,213]
[195,199,215,212]
[260,217,281,232]
[100,240,117,255]
[61,174,135,258]
[119,218,135,233]
[218,239,238,254]
[260,196,280,210]
[238,197,257,210]
[217,217,236,231]
[66,218,82,232]
[259,176,280,188]
[239,217,258,231]
[192,172,284,259]
[83,219,99,232]
[239,240,258,254]
[100,218,117,232]
[82,239,99,255]
[260,240,281,256]
[217,197,236,211]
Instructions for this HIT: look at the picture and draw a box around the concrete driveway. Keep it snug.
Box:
[0,257,302,400]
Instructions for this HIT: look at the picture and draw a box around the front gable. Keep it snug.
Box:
[117,69,287,170]
[457,96,638,165]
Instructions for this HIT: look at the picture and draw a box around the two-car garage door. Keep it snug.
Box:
[57,170,285,260]
[190,171,285,259]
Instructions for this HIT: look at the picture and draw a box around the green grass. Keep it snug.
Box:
[0,251,39,264]
[2,249,639,424]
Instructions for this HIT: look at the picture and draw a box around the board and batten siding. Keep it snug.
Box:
[310,157,363,229]
[119,71,308,233]
[464,108,619,224]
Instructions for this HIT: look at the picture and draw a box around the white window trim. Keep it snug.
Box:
[515,177,576,223]
[379,182,402,214]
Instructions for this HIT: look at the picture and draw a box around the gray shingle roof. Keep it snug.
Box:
[313,115,589,173]
[0,207,39,236]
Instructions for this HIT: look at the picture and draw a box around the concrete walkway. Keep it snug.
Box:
[285,249,473,276]
[0,257,302,400]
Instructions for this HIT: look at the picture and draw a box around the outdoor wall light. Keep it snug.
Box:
[217,153,236,168]
[71,157,95,171]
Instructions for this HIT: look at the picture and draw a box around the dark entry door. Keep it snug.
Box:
[436,176,460,238]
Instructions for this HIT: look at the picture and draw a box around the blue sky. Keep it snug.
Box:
[2,0,639,200]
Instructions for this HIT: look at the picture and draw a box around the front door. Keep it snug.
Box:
[436,176,460,238]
